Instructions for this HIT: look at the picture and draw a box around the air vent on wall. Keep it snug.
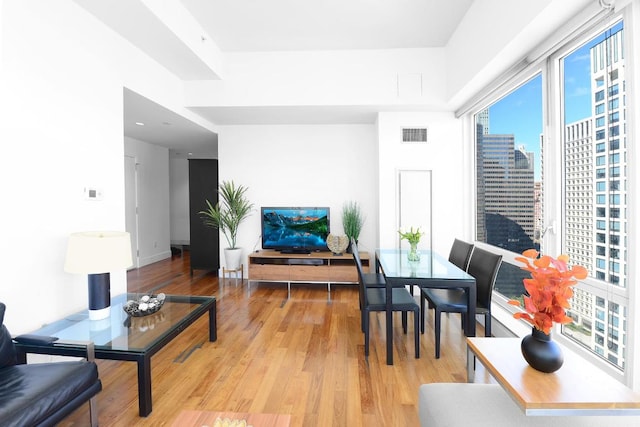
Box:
[401,127,428,144]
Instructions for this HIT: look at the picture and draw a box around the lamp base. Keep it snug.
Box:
[89,306,111,320]
[88,273,111,321]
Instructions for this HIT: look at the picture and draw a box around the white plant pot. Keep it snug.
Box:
[224,248,243,270]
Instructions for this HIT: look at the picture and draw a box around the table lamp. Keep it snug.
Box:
[64,231,133,320]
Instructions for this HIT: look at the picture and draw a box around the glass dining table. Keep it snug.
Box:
[375,248,476,365]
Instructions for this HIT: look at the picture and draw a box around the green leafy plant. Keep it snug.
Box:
[199,180,254,249]
[398,227,424,245]
[342,201,364,242]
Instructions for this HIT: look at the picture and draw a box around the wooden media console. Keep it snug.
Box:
[248,250,370,295]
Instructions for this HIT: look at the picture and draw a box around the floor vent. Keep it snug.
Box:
[401,127,428,143]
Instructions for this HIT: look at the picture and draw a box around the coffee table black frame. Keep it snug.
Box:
[14,293,216,417]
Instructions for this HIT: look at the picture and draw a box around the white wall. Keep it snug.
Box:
[217,124,379,267]
[377,112,467,257]
[0,0,203,331]
[124,137,171,267]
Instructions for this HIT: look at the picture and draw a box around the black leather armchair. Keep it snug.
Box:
[0,302,102,427]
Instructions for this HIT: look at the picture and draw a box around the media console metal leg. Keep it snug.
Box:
[137,357,152,416]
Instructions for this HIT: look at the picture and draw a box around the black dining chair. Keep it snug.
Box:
[351,240,408,328]
[448,238,474,272]
[352,239,420,359]
[421,247,502,358]
[420,238,474,333]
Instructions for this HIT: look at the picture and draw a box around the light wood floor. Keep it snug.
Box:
[60,250,483,426]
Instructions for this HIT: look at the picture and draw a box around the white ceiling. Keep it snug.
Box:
[180,0,473,52]
[123,89,218,156]
[77,0,474,154]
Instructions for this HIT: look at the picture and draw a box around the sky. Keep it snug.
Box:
[484,21,623,181]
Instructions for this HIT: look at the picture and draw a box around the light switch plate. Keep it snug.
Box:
[84,187,103,201]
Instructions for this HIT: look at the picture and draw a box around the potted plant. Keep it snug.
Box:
[398,226,424,261]
[342,201,364,253]
[199,180,254,270]
[508,249,587,372]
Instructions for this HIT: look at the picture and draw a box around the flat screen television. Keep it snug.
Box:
[261,207,330,253]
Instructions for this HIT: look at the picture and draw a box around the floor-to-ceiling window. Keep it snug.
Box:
[474,76,543,300]
[473,12,631,377]
[558,20,627,371]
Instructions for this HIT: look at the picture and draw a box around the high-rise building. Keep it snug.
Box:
[563,27,626,368]
[477,133,535,253]
[564,118,594,272]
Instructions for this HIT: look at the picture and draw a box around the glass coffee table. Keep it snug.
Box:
[14,293,216,417]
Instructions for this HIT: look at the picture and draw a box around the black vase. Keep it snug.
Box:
[521,327,564,373]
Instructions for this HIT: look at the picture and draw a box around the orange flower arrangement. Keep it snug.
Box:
[508,249,588,335]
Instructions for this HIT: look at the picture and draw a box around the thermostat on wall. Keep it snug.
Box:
[84,187,103,201]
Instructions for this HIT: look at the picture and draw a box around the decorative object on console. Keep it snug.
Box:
[508,249,587,373]
[64,231,133,321]
[520,326,564,373]
[398,226,424,261]
[123,293,166,317]
[200,180,254,270]
[326,234,349,256]
[342,201,364,253]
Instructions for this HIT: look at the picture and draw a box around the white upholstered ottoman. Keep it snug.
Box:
[418,383,637,427]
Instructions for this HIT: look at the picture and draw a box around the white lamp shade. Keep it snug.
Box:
[64,231,133,274]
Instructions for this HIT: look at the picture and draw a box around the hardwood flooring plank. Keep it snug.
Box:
[57,250,477,426]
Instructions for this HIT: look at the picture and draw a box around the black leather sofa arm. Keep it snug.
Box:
[13,335,96,362]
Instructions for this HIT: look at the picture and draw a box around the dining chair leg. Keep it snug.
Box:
[402,311,408,333]
[413,308,420,358]
[434,308,442,359]
[485,313,491,337]
[364,310,370,357]
[420,292,426,334]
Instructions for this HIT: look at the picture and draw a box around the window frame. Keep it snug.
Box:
[467,4,639,387]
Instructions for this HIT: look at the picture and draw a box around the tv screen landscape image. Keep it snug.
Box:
[261,207,330,253]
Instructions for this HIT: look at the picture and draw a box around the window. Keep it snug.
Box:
[610,111,620,122]
[473,19,630,373]
[595,90,605,101]
[559,21,627,371]
[474,75,541,256]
